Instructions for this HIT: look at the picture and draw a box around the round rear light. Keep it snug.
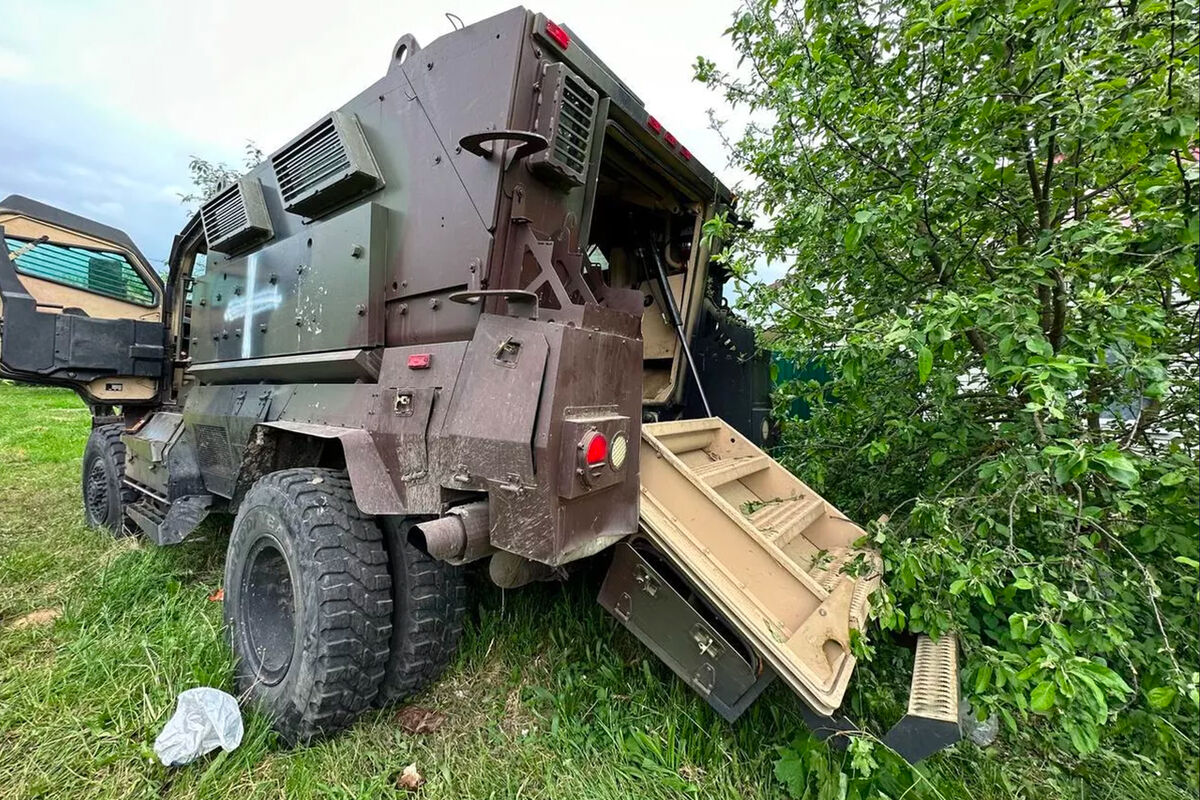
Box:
[585,432,608,466]
[609,433,628,469]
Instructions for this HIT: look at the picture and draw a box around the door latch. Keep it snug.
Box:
[691,623,724,659]
[633,563,660,597]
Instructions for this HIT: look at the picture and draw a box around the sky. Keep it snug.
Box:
[0,0,749,269]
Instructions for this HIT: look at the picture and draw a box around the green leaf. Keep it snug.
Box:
[1064,718,1100,754]
[1025,338,1053,357]
[1039,582,1061,605]
[1030,681,1057,713]
[975,665,993,693]
[843,222,863,251]
[1092,451,1140,487]
[1053,458,1074,485]
[1147,687,1177,709]
[931,450,948,467]
[1159,470,1186,486]
[773,747,809,798]
[1078,674,1108,720]
[1076,661,1133,695]
[917,346,933,383]
[847,737,878,776]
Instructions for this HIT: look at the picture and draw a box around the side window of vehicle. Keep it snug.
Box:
[3,235,156,307]
[187,252,208,303]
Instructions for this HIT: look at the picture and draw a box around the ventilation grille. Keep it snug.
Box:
[531,62,598,189]
[274,117,348,205]
[193,424,234,478]
[553,72,597,177]
[270,111,383,219]
[200,178,273,255]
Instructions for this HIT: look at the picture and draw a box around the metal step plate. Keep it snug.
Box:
[883,634,962,762]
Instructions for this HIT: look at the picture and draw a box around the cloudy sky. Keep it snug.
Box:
[0,1,747,269]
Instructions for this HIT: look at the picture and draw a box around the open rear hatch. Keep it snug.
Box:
[631,417,879,714]
[600,416,962,761]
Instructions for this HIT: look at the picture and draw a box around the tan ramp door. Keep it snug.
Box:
[638,418,881,716]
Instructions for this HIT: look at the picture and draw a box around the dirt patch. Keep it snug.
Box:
[6,608,61,630]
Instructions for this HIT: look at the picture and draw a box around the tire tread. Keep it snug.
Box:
[378,518,467,704]
[228,467,392,743]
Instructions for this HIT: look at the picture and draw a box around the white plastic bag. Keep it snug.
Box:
[153,687,244,767]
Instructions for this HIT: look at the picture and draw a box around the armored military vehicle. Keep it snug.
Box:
[0,8,959,762]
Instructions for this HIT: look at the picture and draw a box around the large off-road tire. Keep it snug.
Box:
[81,423,136,535]
[376,517,467,705]
[224,468,392,744]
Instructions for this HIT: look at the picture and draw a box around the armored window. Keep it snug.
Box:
[3,236,156,306]
[185,252,208,304]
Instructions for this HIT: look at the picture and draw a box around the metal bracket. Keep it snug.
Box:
[691,662,716,696]
[613,591,632,622]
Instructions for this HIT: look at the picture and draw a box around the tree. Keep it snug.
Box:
[178,141,264,211]
[698,0,1198,766]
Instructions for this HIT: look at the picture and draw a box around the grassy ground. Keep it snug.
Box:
[0,382,1190,799]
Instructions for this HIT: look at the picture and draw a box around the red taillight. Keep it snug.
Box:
[663,131,678,149]
[407,353,431,369]
[545,20,570,49]
[680,146,693,161]
[646,115,663,135]
[585,432,608,466]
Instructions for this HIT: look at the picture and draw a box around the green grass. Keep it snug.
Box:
[0,382,1191,799]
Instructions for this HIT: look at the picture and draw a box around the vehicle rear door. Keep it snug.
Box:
[0,195,165,405]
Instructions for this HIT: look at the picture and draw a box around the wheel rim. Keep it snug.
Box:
[84,458,109,523]
[239,537,296,686]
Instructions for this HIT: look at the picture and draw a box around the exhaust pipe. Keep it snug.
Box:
[414,500,492,565]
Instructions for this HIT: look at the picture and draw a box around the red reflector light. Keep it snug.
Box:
[585,432,608,465]
[680,146,692,161]
[545,20,570,49]
[407,353,431,369]
[663,131,678,148]
[646,115,663,135]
